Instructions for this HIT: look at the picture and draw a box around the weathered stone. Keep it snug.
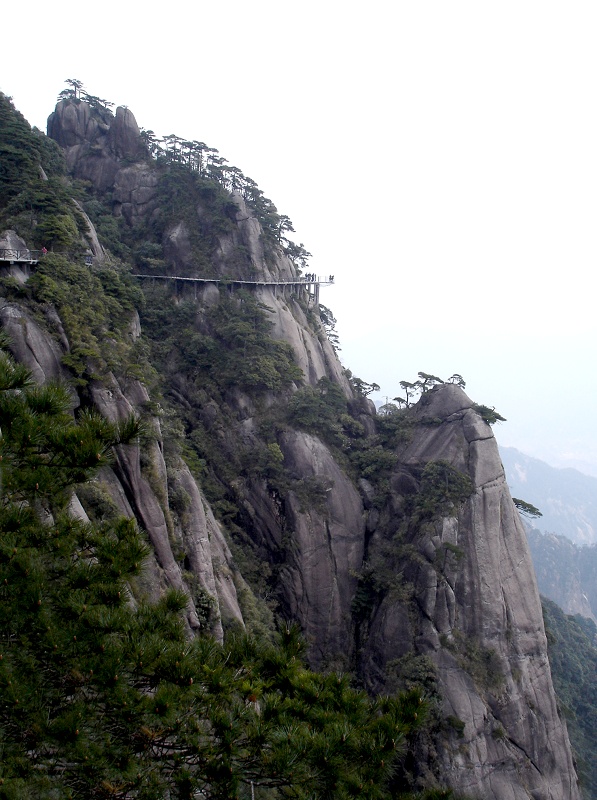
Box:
[170,463,244,640]
[113,164,159,224]
[0,302,67,385]
[163,221,193,270]
[277,430,365,667]
[48,100,148,197]
[363,386,581,800]
[109,106,145,160]
[72,201,106,261]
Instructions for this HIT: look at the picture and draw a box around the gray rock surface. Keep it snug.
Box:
[48,100,148,195]
[0,301,67,385]
[362,386,581,799]
[72,201,106,261]
[278,430,365,667]
[113,163,159,226]
[87,373,245,634]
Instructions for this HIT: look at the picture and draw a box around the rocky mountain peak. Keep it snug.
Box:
[47,99,146,191]
[357,385,581,798]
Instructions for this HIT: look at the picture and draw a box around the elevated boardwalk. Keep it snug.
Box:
[0,249,44,265]
[131,273,335,304]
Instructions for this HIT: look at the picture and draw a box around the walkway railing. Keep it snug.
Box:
[0,249,45,263]
[130,274,335,286]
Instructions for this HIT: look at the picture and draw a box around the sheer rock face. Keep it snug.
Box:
[0,299,69,385]
[47,101,153,210]
[361,386,580,800]
[277,430,365,667]
[88,373,244,638]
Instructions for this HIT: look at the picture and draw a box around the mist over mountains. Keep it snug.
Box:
[500,446,597,546]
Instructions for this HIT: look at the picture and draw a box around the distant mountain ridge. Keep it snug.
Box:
[500,446,597,545]
[526,527,597,623]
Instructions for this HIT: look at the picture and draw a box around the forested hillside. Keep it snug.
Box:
[543,600,597,800]
[0,86,584,799]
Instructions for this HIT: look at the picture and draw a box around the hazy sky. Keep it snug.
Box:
[4,1,597,474]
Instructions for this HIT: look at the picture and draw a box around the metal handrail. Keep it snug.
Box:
[0,249,45,262]
[131,274,335,286]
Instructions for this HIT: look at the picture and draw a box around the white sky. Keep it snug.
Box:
[3,1,597,474]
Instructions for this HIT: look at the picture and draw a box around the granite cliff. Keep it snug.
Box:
[0,94,581,799]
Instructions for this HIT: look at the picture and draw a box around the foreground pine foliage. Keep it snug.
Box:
[0,339,436,799]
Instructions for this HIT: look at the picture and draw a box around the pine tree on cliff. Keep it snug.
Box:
[0,338,434,799]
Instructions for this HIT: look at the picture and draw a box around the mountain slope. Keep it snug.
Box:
[0,89,582,799]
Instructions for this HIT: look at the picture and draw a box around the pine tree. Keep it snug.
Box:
[0,338,435,798]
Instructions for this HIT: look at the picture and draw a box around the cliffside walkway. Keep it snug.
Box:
[131,273,335,304]
[0,249,44,265]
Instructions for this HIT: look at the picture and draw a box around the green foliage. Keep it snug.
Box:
[151,166,239,268]
[394,372,460,408]
[445,716,466,738]
[512,497,542,519]
[0,363,138,505]
[319,304,341,352]
[472,403,507,425]
[57,80,114,116]
[26,254,144,383]
[287,377,348,446]
[350,539,420,630]
[351,565,386,622]
[349,374,380,397]
[448,633,504,692]
[543,599,597,799]
[350,444,398,480]
[376,406,414,449]
[35,212,79,250]
[0,93,85,246]
[292,474,334,513]
[133,126,309,265]
[76,480,123,523]
[83,196,133,259]
[142,288,302,396]
[204,293,303,391]
[386,653,439,698]
[0,94,64,197]
[414,461,474,519]
[0,343,439,798]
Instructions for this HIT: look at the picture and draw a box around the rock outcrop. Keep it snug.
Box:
[48,100,158,227]
[358,386,580,799]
